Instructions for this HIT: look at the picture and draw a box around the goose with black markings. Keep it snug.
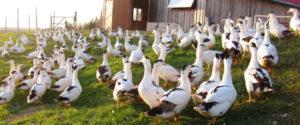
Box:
[147,65,192,119]
[192,53,222,105]
[58,59,85,106]
[96,53,112,84]
[155,44,180,86]
[194,54,237,125]
[245,42,274,103]
[52,58,75,92]
[138,56,166,108]
[257,22,278,73]
[113,57,137,102]
[27,69,52,103]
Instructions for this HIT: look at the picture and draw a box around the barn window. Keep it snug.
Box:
[168,0,195,8]
[133,8,142,21]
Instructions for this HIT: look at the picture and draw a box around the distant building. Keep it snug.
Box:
[100,0,300,31]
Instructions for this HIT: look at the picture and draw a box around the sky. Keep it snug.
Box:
[0,0,102,28]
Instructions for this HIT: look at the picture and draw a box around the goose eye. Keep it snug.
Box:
[118,82,121,85]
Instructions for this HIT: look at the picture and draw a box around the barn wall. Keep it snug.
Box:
[132,0,149,30]
[112,0,132,30]
[149,0,292,31]
[149,0,206,31]
[205,0,291,25]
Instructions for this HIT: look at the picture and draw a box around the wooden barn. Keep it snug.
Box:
[100,0,149,30]
[100,0,300,31]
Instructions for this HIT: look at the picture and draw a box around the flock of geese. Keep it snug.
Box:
[0,9,299,124]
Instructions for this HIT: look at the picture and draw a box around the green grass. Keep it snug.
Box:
[0,31,299,125]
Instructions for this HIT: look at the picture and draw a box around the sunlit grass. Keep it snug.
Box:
[0,31,299,124]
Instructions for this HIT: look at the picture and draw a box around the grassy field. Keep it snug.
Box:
[0,31,299,125]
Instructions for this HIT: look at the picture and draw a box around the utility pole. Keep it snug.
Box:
[50,13,52,30]
[5,16,7,32]
[35,8,38,30]
[28,14,31,32]
[17,8,20,38]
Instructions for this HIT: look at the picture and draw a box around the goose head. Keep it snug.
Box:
[287,8,298,15]
[72,59,86,70]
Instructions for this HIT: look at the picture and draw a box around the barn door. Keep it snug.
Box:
[131,0,149,30]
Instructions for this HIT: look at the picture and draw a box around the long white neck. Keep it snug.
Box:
[72,70,80,86]
[59,54,66,68]
[101,54,108,65]
[151,63,160,84]
[220,59,233,87]
[7,81,16,92]
[33,70,39,80]
[209,59,221,81]
[142,60,152,82]
[107,39,113,50]
[158,46,167,61]
[292,11,299,19]
[230,27,238,41]
[254,22,261,37]
[124,63,132,80]
[138,37,143,50]
[65,62,73,78]
[247,47,260,69]
[179,70,191,94]
[9,61,16,73]
[189,28,195,37]
[208,28,215,40]
[166,25,170,34]
[263,27,271,44]
[194,44,203,66]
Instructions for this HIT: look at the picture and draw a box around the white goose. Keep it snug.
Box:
[221,19,235,49]
[225,24,242,62]
[194,54,237,125]
[268,13,293,38]
[1,43,9,57]
[10,40,25,53]
[189,41,205,87]
[152,28,162,55]
[89,28,97,40]
[77,45,95,63]
[18,68,40,90]
[193,53,222,104]
[175,26,188,43]
[58,60,85,106]
[114,36,125,52]
[0,76,16,104]
[237,20,253,57]
[113,57,137,102]
[195,25,216,49]
[138,56,166,108]
[111,57,129,88]
[179,26,196,49]
[203,17,210,34]
[124,36,137,53]
[162,24,173,47]
[129,38,144,64]
[27,69,52,103]
[214,23,222,36]
[146,65,191,119]
[21,33,31,45]
[155,44,180,85]
[96,53,111,83]
[50,52,66,79]
[97,36,107,49]
[249,21,263,47]
[107,38,124,57]
[288,8,300,34]
[257,22,278,73]
[52,58,75,92]
[245,42,274,103]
